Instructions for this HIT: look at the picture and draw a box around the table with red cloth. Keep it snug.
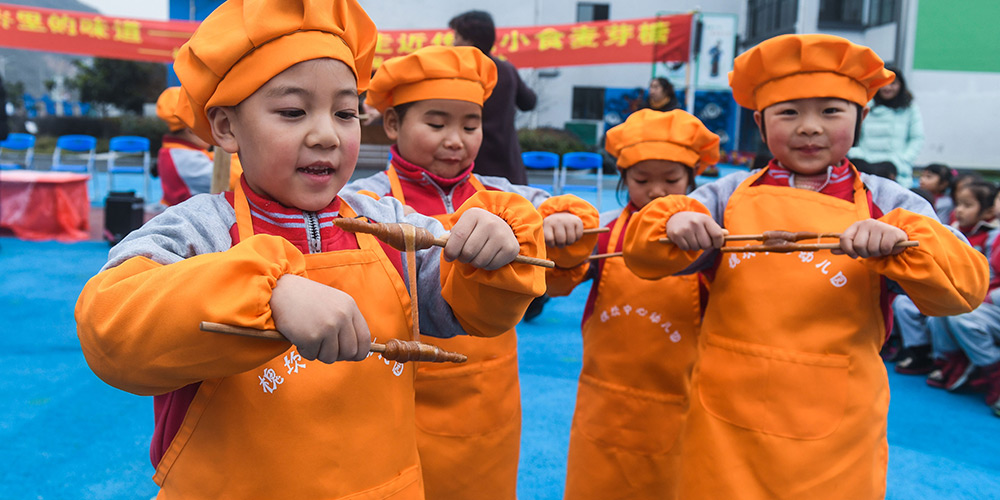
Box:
[0,170,90,241]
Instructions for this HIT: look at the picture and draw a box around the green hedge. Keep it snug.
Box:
[518,127,593,156]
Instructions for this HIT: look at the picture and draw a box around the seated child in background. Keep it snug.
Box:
[918,163,956,223]
[548,108,719,500]
[343,45,598,500]
[926,184,1000,399]
[75,1,546,498]
[622,34,988,499]
[895,180,998,374]
[155,86,214,206]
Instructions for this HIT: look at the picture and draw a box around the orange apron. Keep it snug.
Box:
[563,208,701,500]
[153,183,424,499]
[678,168,889,499]
[387,167,522,500]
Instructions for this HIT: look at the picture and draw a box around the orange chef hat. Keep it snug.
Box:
[729,34,895,111]
[173,0,377,144]
[155,87,186,132]
[365,46,497,113]
[605,109,720,175]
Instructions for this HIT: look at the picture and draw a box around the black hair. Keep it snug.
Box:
[956,180,998,217]
[648,77,679,111]
[910,187,935,205]
[751,151,773,170]
[855,160,897,180]
[920,163,954,190]
[874,66,914,109]
[951,172,984,204]
[759,102,865,147]
[448,10,496,54]
[389,101,416,123]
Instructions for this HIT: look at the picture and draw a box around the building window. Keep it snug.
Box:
[746,0,798,45]
[819,0,865,28]
[577,2,610,22]
[869,0,898,26]
[571,87,605,120]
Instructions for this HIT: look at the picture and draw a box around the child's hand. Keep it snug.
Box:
[269,274,371,364]
[665,212,727,251]
[836,219,908,259]
[445,207,521,270]
[544,212,584,247]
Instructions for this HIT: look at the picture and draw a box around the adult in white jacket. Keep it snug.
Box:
[850,67,924,188]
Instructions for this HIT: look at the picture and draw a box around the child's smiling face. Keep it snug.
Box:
[209,58,361,211]
[755,97,864,176]
[385,99,483,178]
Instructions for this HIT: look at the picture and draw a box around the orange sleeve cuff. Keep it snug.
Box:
[623,195,710,279]
[539,194,600,268]
[864,208,988,316]
[440,191,547,337]
[75,234,307,395]
[546,263,591,297]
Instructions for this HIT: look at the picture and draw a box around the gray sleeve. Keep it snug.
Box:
[689,171,752,226]
[476,174,552,207]
[340,192,467,339]
[103,193,236,271]
[171,149,214,196]
[343,171,391,196]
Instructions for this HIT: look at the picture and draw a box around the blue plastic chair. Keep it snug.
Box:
[521,151,560,194]
[0,133,36,170]
[107,136,152,201]
[559,151,604,211]
[51,134,97,173]
[22,94,38,118]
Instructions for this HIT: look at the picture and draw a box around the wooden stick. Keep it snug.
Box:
[720,240,919,254]
[588,251,623,261]
[210,150,231,194]
[582,227,610,235]
[332,217,555,268]
[199,322,467,363]
[659,231,843,245]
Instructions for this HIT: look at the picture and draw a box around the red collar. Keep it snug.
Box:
[389,145,475,190]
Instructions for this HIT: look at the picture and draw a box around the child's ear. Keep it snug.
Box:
[207,106,239,154]
[753,110,766,144]
[382,108,400,141]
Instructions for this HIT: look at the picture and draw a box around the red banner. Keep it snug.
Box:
[0,3,691,69]
[374,14,694,68]
[0,3,198,63]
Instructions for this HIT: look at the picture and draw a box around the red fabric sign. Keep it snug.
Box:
[0,3,691,69]
[0,2,197,63]
[374,14,694,68]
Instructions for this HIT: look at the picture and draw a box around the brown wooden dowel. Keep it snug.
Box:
[332,218,555,268]
[588,251,623,261]
[581,227,610,235]
[199,322,467,363]
[720,240,919,254]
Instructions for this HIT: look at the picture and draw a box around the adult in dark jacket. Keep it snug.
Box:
[450,10,537,185]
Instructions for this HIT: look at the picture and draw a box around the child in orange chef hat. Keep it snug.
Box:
[155,86,214,206]
[345,44,598,500]
[549,108,718,500]
[75,1,547,498]
[622,33,987,499]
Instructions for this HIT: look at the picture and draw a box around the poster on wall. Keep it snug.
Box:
[696,14,737,89]
[652,12,737,91]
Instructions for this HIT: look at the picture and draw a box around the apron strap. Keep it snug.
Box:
[233,181,255,243]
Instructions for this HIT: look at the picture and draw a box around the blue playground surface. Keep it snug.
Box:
[1,167,998,499]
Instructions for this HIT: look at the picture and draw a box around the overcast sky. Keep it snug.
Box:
[78,0,168,20]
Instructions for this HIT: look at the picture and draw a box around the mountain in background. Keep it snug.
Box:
[1,0,104,101]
